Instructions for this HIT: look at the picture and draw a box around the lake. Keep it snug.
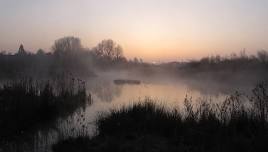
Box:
[2,71,257,152]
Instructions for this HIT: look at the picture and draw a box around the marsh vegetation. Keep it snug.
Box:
[53,82,268,152]
[0,78,91,141]
[0,36,268,151]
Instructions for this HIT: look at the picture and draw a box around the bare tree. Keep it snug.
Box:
[52,36,82,56]
[93,39,124,61]
[114,45,124,61]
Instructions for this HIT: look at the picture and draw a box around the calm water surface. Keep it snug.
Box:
[3,72,255,151]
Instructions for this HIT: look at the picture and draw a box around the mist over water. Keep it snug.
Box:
[1,0,268,151]
[1,67,266,151]
[1,37,268,152]
[80,68,260,128]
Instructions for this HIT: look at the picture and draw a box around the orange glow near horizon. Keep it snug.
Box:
[1,0,268,62]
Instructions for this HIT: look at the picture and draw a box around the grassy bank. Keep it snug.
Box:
[53,83,268,152]
[0,78,91,140]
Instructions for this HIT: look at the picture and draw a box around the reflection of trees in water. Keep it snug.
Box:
[87,79,123,102]
[2,107,89,152]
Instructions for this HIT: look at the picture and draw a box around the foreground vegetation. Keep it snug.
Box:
[0,78,91,140]
[53,83,268,152]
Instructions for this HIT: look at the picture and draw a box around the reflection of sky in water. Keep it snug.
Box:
[83,76,235,124]
[86,76,237,107]
[6,73,255,151]
[82,73,255,131]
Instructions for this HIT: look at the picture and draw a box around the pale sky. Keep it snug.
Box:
[1,0,268,61]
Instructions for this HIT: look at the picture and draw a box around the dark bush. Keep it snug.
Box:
[0,78,91,139]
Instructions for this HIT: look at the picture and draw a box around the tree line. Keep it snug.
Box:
[0,36,145,79]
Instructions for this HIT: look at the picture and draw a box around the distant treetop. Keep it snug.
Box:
[52,36,83,56]
[36,49,45,56]
[18,44,26,55]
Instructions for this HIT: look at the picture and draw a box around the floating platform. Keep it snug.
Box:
[113,79,141,85]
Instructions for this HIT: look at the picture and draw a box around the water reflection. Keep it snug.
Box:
[1,105,88,152]
[86,78,123,102]
[1,73,259,152]
[86,76,241,106]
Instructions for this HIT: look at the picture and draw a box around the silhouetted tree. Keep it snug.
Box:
[114,45,124,61]
[50,36,95,77]
[17,44,26,55]
[52,36,82,57]
[93,39,124,61]
[36,49,45,56]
